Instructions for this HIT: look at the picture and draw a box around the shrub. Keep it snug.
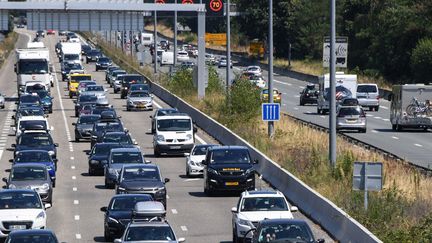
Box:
[411,38,432,84]
[228,78,261,122]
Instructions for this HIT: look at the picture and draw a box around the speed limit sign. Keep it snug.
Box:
[209,0,223,12]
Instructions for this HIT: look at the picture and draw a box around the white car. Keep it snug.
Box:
[0,92,4,109]
[177,51,189,62]
[231,190,298,242]
[245,65,262,75]
[14,116,52,138]
[250,75,266,89]
[68,36,80,43]
[0,189,51,238]
[185,144,218,177]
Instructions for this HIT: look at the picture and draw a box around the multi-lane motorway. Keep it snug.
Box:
[0,30,334,242]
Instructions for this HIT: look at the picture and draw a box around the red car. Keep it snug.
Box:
[47,29,56,35]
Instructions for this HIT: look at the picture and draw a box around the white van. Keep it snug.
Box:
[161,52,174,65]
[153,113,196,157]
[141,33,154,46]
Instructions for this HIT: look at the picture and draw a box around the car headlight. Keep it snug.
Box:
[155,187,166,196]
[8,184,16,189]
[117,186,126,191]
[36,211,45,219]
[244,168,254,175]
[186,134,192,140]
[40,183,50,191]
[238,218,251,227]
[208,168,219,175]
[108,217,119,224]
[101,160,108,165]
[15,151,20,155]
[189,160,196,166]
[48,151,55,156]
[108,168,117,175]
[156,135,165,142]
[90,160,99,165]
[128,100,134,105]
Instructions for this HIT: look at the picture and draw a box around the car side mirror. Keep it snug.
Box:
[184,153,190,157]
[193,126,197,133]
[290,206,298,212]
[11,115,15,120]
[124,129,128,133]
[316,239,325,243]
[145,160,151,164]
[11,144,16,148]
[117,116,122,119]
[149,115,153,118]
[54,143,59,147]
[100,206,107,212]
[86,151,91,155]
[178,238,185,243]
[254,159,259,164]
[44,203,52,209]
[201,160,207,165]
[164,178,170,183]
[114,239,122,243]
[50,126,54,131]
[133,140,138,145]
[2,178,7,183]
[8,159,13,162]
[72,122,76,126]
[231,207,238,213]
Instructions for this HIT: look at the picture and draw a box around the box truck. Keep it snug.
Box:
[60,42,82,64]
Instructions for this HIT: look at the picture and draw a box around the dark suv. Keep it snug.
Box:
[299,84,319,105]
[203,146,257,195]
[119,74,145,99]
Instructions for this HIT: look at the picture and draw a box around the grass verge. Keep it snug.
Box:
[0,31,18,67]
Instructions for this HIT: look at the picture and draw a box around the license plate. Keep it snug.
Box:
[170,146,181,149]
[9,225,26,230]
[137,104,145,108]
[225,182,239,186]
[346,119,357,123]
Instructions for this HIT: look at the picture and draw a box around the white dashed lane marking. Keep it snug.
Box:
[75,234,81,240]
[414,143,423,147]
[74,200,79,205]
[391,136,399,140]
[171,209,178,214]
[180,226,188,231]
[74,215,80,220]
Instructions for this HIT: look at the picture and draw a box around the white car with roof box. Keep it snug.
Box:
[14,116,52,137]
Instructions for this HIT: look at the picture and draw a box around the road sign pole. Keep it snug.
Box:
[364,164,368,210]
[226,0,231,92]
[197,10,206,98]
[268,0,274,138]
[153,10,157,74]
[174,9,177,67]
[329,0,336,167]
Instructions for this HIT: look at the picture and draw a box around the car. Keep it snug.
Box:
[110,70,127,92]
[96,57,113,71]
[0,92,5,109]
[100,194,154,241]
[77,104,95,117]
[3,164,53,204]
[59,30,67,36]
[12,106,45,125]
[231,190,299,242]
[205,54,216,65]
[160,40,170,50]
[99,131,136,146]
[356,83,380,111]
[73,114,101,141]
[336,105,367,133]
[203,146,257,195]
[11,150,57,185]
[126,91,153,111]
[185,144,218,177]
[46,29,55,35]
[68,35,80,43]
[18,93,41,107]
[299,84,319,105]
[87,143,135,176]
[0,189,51,238]
[86,49,103,63]
[119,74,145,99]
[150,108,180,134]
[218,56,233,68]
[180,61,195,71]
[92,106,117,116]
[16,23,25,28]
[129,83,149,94]
[68,74,92,98]
[76,80,97,97]
[61,62,84,81]
[261,88,282,104]
[5,229,59,242]
[81,44,92,55]
[74,94,98,117]
[106,66,120,82]
[34,90,53,113]
[84,85,107,99]
[90,122,126,149]
[98,110,121,123]
[249,75,266,89]
[248,218,325,243]
[12,131,58,160]
[114,219,184,243]
[14,116,51,138]
[176,50,189,62]
[36,30,45,38]
[152,49,165,63]
[116,164,169,208]
[104,147,146,189]
[245,66,262,75]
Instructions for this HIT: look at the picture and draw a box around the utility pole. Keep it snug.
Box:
[226,0,231,92]
[174,0,177,67]
[329,0,337,166]
[268,0,274,138]
[153,10,158,74]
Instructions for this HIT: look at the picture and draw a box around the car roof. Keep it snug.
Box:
[111,147,141,153]
[209,145,248,151]
[242,190,284,198]
[0,189,38,194]
[259,218,308,226]
[12,163,48,169]
[17,116,46,121]
[123,163,157,169]
[16,149,50,154]
[128,220,171,227]
[155,113,191,120]
[8,229,55,236]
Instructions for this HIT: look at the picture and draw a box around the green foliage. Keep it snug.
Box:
[411,38,432,84]
[206,66,223,94]
[167,69,195,97]
[228,78,261,122]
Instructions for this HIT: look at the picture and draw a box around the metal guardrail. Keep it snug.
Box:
[84,34,382,243]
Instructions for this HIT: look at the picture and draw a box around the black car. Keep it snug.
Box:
[86,49,103,63]
[91,106,116,116]
[18,94,41,107]
[96,57,113,71]
[5,229,59,243]
[90,122,125,149]
[249,219,325,243]
[74,95,98,117]
[98,110,121,123]
[105,66,120,82]
[12,131,58,159]
[120,74,145,99]
[100,194,153,241]
[36,30,45,38]
[116,164,169,208]
[73,114,101,142]
[203,146,257,195]
[299,84,319,106]
[99,131,136,146]
[87,143,135,175]
[61,62,83,81]
[81,44,92,55]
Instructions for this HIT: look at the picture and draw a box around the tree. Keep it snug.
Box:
[411,38,432,84]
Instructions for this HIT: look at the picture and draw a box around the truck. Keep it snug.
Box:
[60,42,82,64]
[390,84,432,131]
[140,33,153,46]
[317,72,357,114]
[15,44,53,94]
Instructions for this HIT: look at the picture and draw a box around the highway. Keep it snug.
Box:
[0,29,334,242]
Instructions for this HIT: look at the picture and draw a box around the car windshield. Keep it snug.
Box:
[122,167,160,181]
[111,152,143,164]
[36,91,50,99]
[19,120,47,131]
[15,151,51,162]
[210,149,250,164]
[26,84,45,93]
[113,71,126,77]
[103,134,131,144]
[86,86,104,92]
[258,223,314,243]
[124,76,143,83]
[125,226,175,241]
[19,133,52,146]
[93,145,122,156]
[241,197,288,212]
[109,196,153,211]
[79,95,98,102]
[156,109,179,116]
[19,108,45,116]
[64,54,79,60]
[357,85,377,93]
[98,57,110,62]
[192,145,214,156]
[130,85,149,91]
[11,167,47,181]
[157,119,191,131]
[338,107,364,116]
[92,108,113,115]
[130,92,149,98]
[72,76,92,82]
[9,234,57,242]
[18,60,48,74]
[0,191,42,209]
[20,95,40,104]
[79,115,100,124]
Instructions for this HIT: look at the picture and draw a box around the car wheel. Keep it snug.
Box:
[114,89,118,94]
[49,109,53,114]
[233,229,238,243]
[52,180,56,188]
[396,124,403,131]
[374,106,380,111]
[69,94,73,99]
[154,148,160,157]
[360,129,367,133]
[126,106,131,111]
[317,108,321,114]
[88,168,94,176]
[186,167,190,177]
[391,124,397,131]
[104,228,113,242]
[369,107,373,111]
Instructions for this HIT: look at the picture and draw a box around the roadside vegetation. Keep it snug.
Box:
[86,31,432,242]
[0,31,18,67]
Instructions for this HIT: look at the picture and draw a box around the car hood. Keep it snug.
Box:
[109,210,133,221]
[157,131,191,140]
[16,145,54,151]
[119,180,164,190]
[238,211,294,222]
[77,124,94,131]
[85,91,106,97]
[209,163,253,172]
[109,163,143,171]
[0,209,44,221]
[10,180,50,188]
[128,97,152,102]
[190,155,206,163]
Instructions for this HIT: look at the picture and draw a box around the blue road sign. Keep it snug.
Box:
[262,103,280,121]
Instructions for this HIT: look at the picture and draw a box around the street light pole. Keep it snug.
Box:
[268,0,274,138]
[329,0,337,166]
[153,10,158,74]
[226,0,231,92]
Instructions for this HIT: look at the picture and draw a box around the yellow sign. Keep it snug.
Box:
[249,42,265,56]
[207,40,226,46]
[205,33,227,42]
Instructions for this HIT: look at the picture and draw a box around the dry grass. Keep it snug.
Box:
[0,32,18,66]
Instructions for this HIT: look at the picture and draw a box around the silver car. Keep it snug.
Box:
[114,221,185,243]
[2,163,53,204]
[336,105,367,133]
[0,92,4,109]
[356,83,380,111]
[84,85,107,99]
[126,91,153,111]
